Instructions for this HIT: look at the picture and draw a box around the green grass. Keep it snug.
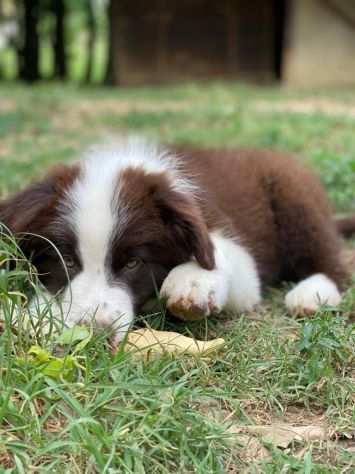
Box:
[0,81,354,472]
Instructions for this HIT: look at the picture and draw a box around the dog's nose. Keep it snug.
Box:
[96,317,111,328]
[92,307,111,328]
[81,303,112,328]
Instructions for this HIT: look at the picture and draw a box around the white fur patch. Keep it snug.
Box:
[285,274,341,314]
[25,286,133,343]
[81,137,194,195]
[54,137,186,341]
[212,232,261,312]
[64,137,194,263]
[68,154,118,271]
[60,274,134,342]
[160,231,261,319]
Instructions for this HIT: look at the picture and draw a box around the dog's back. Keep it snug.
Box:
[178,147,346,286]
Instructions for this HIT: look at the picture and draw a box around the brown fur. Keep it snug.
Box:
[0,164,80,235]
[336,216,355,238]
[176,147,350,289]
[106,167,216,306]
[0,164,81,293]
[0,147,353,303]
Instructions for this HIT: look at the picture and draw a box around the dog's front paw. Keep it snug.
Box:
[160,262,228,321]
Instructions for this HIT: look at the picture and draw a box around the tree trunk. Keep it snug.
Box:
[104,0,120,85]
[53,0,67,79]
[20,0,40,82]
[85,0,96,83]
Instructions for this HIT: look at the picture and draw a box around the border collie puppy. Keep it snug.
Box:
[0,138,354,346]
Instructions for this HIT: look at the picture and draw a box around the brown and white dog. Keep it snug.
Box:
[0,138,354,346]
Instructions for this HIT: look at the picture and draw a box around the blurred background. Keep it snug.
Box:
[0,0,354,213]
[1,0,355,87]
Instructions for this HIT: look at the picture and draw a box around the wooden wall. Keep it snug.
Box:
[112,0,284,85]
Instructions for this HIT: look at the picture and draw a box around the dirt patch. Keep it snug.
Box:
[52,98,193,132]
[254,98,355,118]
[223,405,341,470]
[0,140,12,158]
[0,98,16,113]
[0,448,14,469]
[223,404,354,470]
[76,98,191,114]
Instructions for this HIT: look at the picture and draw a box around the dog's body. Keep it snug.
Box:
[1,139,354,345]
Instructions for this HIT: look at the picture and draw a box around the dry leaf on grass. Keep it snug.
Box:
[235,434,271,462]
[125,328,225,359]
[227,423,328,462]
[245,424,327,448]
[227,426,271,463]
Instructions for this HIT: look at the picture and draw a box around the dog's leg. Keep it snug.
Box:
[267,172,347,315]
[160,231,261,320]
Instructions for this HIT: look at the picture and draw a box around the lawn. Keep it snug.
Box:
[0,81,354,473]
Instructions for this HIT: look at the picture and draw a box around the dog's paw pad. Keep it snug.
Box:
[167,292,220,321]
[160,263,228,321]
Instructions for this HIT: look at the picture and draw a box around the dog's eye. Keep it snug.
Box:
[125,259,142,270]
[63,255,76,270]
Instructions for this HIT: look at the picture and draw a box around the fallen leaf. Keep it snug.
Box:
[246,424,327,448]
[237,434,271,462]
[227,426,271,463]
[125,328,225,359]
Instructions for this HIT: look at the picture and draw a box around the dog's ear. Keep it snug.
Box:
[0,164,80,236]
[155,185,215,270]
[0,180,57,236]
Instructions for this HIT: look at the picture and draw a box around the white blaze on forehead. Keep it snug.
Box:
[47,138,198,342]
[67,156,118,270]
[81,137,195,194]
[63,137,191,271]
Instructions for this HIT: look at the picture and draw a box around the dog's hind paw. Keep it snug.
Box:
[285,273,341,315]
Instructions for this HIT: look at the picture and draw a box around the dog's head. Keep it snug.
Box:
[0,141,214,342]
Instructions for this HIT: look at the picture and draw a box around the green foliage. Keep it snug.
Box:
[260,448,336,474]
[296,314,354,383]
[312,151,355,211]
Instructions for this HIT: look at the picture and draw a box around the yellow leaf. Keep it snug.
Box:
[125,328,224,359]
